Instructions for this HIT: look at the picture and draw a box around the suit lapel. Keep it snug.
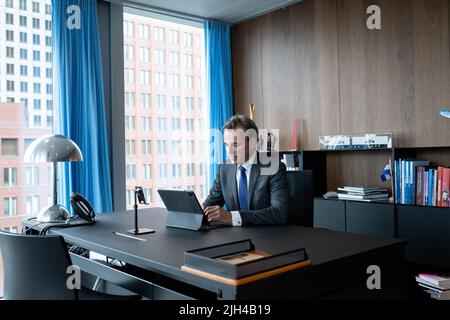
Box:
[248,164,260,207]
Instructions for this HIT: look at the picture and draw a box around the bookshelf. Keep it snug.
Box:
[308,146,450,268]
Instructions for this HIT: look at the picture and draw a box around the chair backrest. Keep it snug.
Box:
[0,230,77,300]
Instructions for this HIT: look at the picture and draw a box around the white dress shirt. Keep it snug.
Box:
[231,151,257,226]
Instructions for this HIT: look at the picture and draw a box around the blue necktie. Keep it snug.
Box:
[238,166,248,210]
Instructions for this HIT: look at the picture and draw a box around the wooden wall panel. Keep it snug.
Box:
[233,0,340,150]
[338,0,450,147]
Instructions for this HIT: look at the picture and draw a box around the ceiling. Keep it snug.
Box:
[113,0,303,24]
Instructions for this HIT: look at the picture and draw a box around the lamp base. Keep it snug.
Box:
[37,204,70,222]
[127,228,155,235]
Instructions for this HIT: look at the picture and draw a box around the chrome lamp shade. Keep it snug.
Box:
[24,134,83,222]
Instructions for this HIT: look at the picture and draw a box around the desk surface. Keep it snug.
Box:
[23,208,406,299]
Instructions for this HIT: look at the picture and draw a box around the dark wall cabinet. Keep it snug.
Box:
[314,198,395,238]
[315,198,450,267]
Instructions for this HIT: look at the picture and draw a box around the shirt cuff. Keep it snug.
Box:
[230,211,242,227]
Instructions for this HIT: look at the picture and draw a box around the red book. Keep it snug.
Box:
[437,167,444,207]
[416,167,424,206]
[441,168,450,207]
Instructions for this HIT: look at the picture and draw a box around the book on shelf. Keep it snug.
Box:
[417,273,450,289]
[394,159,450,207]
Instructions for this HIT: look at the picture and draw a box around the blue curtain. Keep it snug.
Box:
[52,0,112,213]
[204,20,234,187]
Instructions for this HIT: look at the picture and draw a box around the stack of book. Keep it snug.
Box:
[337,186,389,202]
[394,159,450,207]
[416,273,450,300]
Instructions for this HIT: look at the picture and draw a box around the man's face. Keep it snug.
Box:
[223,126,257,164]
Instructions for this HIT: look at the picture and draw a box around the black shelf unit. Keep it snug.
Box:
[308,145,450,269]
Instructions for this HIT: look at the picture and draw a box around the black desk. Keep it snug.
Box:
[23,208,407,300]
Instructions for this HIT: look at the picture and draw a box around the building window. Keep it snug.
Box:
[154,27,165,41]
[184,32,192,47]
[20,82,28,93]
[4,168,17,187]
[186,140,195,154]
[169,52,179,66]
[157,118,166,132]
[6,13,14,25]
[155,72,165,87]
[20,48,27,59]
[124,69,134,84]
[126,140,136,155]
[45,20,51,31]
[185,97,194,111]
[6,64,14,75]
[169,30,179,44]
[168,74,179,89]
[126,189,134,208]
[33,66,41,77]
[6,81,15,92]
[171,96,180,110]
[20,65,28,76]
[32,1,40,13]
[6,0,14,8]
[32,18,40,29]
[172,164,181,178]
[140,70,150,86]
[45,52,52,62]
[34,99,41,110]
[139,24,149,39]
[3,198,17,217]
[123,21,134,37]
[124,45,134,60]
[124,92,135,107]
[156,95,166,109]
[183,54,192,68]
[171,118,181,131]
[45,4,52,15]
[141,93,150,108]
[20,0,27,10]
[33,50,40,61]
[171,140,181,154]
[33,83,41,94]
[186,163,195,177]
[25,167,40,186]
[143,189,152,203]
[157,140,166,155]
[6,47,14,58]
[125,116,135,131]
[126,164,136,180]
[142,164,151,179]
[185,119,194,132]
[142,117,151,132]
[6,30,14,41]
[140,47,149,63]
[46,100,53,111]
[183,76,193,90]
[26,196,40,215]
[33,115,41,127]
[45,36,52,47]
[158,164,167,178]
[155,49,165,65]
[142,140,151,155]
[20,32,28,43]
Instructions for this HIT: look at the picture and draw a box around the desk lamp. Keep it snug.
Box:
[24,134,83,222]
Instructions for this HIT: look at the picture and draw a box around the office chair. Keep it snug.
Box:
[0,230,141,300]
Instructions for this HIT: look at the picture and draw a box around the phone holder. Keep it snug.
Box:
[127,186,155,235]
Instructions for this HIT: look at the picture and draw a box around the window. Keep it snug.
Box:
[6,81,15,92]
[184,32,192,47]
[21,65,28,76]
[169,52,179,66]
[196,34,201,47]
[171,140,181,154]
[157,118,166,132]
[6,13,14,25]
[142,140,151,155]
[183,54,192,68]
[4,198,17,216]
[33,50,40,61]
[32,18,40,29]
[26,196,40,215]
[155,72,165,86]
[46,84,52,95]
[25,167,40,186]
[126,140,136,155]
[4,168,17,187]
[171,96,180,110]
[123,21,134,37]
[142,117,151,132]
[157,140,166,155]
[45,4,52,15]
[6,47,14,58]
[47,100,53,111]
[171,118,181,131]
[169,30,179,44]
[126,164,136,180]
[20,48,27,59]
[46,116,52,127]
[45,36,52,47]
[20,0,27,10]
[154,27,165,41]
[6,0,13,8]
[32,1,40,13]
[158,164,167,178]
[33,116,41,127]
[185,97,194,111]
[124,92,135,107]
[143,189,152,203]
[126,189,133,207]
[156,95,166,109]
[123,10,209,209]
[46,68,52,79]
[33,67,41,77]
[141,93,150,108]
[140,47,149,63]
[45,52,52,62]
[125,116,135,131]
[186,163,195,177]
[124,69,134,84]
[34,99,41,110]
[155,49,165,65]
[33,83,41,94]
[140,71,150,86]
[139,24,149,39]
[45,20,51,31]
[172,164,181,178]
[20,32,27,43]
[20,82,28,93]
[142,164,151,179]
[6,30,14,41]
[124,45,134,60]
[6,64,14,75]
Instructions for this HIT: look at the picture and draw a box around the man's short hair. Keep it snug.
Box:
[223,115,259,138]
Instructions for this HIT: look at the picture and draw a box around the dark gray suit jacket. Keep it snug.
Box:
[203,157,289,226]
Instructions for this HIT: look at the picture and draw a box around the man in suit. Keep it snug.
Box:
[203,115,289,226]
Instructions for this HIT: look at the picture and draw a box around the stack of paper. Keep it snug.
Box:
[337,186,389,202]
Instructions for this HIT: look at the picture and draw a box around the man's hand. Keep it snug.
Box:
[204,206,232,225]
